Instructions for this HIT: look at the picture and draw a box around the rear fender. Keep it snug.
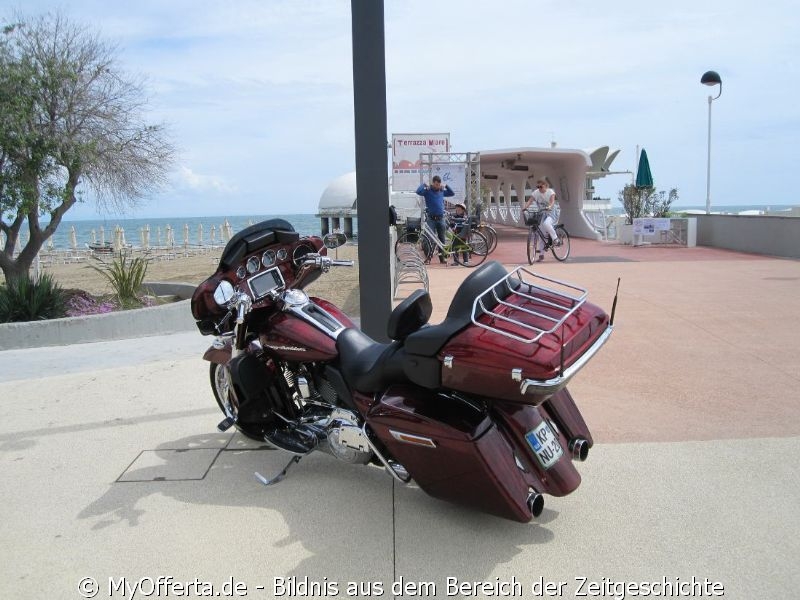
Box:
[492,401,581,497]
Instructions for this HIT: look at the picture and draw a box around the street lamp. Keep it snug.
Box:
[701,70,722,214]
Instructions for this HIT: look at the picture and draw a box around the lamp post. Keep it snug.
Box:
[701,70,722,214]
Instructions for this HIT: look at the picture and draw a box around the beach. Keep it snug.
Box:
[25,244,362,316]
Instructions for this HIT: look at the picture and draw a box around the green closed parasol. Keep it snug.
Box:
[635,148,654,188]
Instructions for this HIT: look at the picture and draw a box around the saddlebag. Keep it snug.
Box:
[367,385,534,522]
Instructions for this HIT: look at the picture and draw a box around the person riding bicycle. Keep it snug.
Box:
[448,203,470,265]
[523,176,560,262]
[416,175,454,264]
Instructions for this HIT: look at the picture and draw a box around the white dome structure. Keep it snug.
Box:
[317,171,357,238]
[319,171,357,212]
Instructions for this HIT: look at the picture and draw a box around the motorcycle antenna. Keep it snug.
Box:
[609,278,621,326]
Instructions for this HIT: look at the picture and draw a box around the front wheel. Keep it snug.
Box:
[209,362,264,441]
[526,227,540,265]
[550,226,571,261]
[396,231,432,262]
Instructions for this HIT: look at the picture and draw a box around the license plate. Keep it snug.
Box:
[525,421,563,469]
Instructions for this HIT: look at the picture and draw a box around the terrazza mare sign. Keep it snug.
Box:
[391,133,450,192]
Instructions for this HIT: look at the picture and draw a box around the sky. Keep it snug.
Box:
[7,0,799,219]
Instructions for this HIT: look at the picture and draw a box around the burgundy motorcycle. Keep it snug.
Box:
[191,219,616,522]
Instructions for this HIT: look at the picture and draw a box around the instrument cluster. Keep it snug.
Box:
[226,237,324,301]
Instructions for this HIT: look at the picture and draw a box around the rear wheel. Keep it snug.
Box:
[477,224,498,254]
[550,226,571,261]
[454,230,488,268]
[526,227,540,265]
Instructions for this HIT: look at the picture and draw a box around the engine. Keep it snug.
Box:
[325,408,373,464]
[250,361,373,464]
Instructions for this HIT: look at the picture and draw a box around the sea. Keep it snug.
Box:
[6,204,797,251]
[21,213,345,251]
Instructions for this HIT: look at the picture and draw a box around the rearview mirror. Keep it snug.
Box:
[323,232,347,249]
[213,280,235,306]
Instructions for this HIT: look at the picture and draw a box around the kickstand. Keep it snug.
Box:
[254,455,302,486]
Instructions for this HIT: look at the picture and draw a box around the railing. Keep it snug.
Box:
[471,266,588,344]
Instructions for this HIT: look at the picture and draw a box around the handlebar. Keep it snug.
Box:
[303,255,354,271]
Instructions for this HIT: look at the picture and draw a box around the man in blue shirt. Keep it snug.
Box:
[415,175,454,263]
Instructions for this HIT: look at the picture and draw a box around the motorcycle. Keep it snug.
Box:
[191,219,616,522]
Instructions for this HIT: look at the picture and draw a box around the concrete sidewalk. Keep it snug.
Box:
[1,236,798,599]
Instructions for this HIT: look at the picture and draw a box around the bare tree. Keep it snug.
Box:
[0,13,175,281]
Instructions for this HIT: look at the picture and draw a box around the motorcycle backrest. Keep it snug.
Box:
[387,288,432,341]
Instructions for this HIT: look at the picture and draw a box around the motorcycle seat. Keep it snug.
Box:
[404,261,517,357]
[337,328,407,394]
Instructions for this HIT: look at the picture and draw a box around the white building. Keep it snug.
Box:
[317,145,624,239]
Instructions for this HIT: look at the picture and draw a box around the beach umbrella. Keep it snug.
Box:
[144,225,151,249]
[114,226,122,252]
[183,224,189,245]
[166,225,173,247]
[100,226,105,245]
[157,227,163,247]
[121,227,127,248]
[69,226,78,250]
[197,223,204,245]
[91,229,97,244]
[635,148,654,189]
[47,236,55,251]
[224,219,233,241]
[211,225,217,245]
[139,227,146,249]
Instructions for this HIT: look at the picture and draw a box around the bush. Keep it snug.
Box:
[89,252,151,309]
[618,185,678,224]
[0,274,67,322]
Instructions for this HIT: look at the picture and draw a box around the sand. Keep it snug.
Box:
[18,244,362,316]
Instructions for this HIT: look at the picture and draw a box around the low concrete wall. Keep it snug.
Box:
[0,282,198,351]
[694,214,799,258]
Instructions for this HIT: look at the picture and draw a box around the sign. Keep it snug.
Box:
[391,133,450,192]
[633,218,670,235]
[431,163,467,205]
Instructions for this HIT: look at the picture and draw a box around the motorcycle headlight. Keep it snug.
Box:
[213,280,235,306]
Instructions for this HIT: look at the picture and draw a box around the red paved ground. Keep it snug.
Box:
[414,223,800,444]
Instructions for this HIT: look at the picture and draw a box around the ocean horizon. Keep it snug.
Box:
[6,204,798,251]
[23,213,337,251]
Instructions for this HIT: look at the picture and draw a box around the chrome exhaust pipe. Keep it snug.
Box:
[527,492,544,518]
[569,438,589,462]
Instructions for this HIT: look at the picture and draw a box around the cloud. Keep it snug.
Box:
[8,0,800,214]
[174,166,236,194]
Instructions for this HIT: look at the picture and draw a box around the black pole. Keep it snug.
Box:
[351,0,391,341]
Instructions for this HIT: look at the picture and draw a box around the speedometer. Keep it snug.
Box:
[262,249,276,267]
[246,256,261,274]
[292,242,318,267]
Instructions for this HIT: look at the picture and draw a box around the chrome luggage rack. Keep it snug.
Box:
[471,266,588,344]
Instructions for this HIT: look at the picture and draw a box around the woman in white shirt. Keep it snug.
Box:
[522,177,560,261]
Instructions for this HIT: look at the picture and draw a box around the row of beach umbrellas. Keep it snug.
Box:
[2,219,237,254]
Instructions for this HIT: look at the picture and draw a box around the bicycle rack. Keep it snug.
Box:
[393,237,429,297]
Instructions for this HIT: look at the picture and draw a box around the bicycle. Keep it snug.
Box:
[523,209,571,263]
[470,217,498,254]
[395,215,489,268]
